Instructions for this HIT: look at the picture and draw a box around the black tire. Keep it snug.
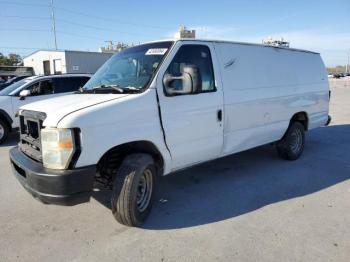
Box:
[0,119,9,145]
[276,121,305,160]
[111,153,156,227]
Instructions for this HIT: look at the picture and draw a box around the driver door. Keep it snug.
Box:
[157,43,224,171]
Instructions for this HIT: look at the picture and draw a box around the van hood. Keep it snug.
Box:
[20,93,129,127]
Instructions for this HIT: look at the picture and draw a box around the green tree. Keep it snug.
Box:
[0,52,7,65]
[0,52,23,66]
[8,53,22,65]
[327,65,346,74]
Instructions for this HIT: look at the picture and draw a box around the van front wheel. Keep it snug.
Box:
[276,121,305,160]
[111,153,156,227]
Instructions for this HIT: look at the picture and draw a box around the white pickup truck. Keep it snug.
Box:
[10,39,330,227]
[0,74,91,143]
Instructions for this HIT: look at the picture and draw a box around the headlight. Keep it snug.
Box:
[41,128,76,170]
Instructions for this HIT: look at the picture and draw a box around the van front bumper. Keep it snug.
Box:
[9,146,96,205]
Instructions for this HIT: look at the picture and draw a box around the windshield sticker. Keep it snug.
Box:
[145,48,168,55]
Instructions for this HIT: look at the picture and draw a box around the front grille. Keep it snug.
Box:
[19,110,46,162]
[27,120,39,139]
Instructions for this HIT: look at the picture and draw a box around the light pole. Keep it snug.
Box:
[346,49,350,74]
[50,0,58,50]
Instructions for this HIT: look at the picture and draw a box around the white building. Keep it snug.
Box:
[23,50,113,75]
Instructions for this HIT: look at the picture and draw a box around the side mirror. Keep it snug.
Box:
[19,90,31,100]
[163,65,201,95]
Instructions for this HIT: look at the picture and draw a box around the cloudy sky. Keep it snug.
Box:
[1,0,349,66]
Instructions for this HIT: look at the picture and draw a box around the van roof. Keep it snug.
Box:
[142,38,319,55]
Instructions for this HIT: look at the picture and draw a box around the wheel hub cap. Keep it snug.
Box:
[136,169,153,212]
[289,128,302,154]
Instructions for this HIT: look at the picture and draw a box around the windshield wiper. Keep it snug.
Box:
[77,84,141,94]
[121,86,141,93]
[93,84,125,93]
[77,84,124,94]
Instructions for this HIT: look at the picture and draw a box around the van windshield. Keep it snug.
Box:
[83,41,173,93]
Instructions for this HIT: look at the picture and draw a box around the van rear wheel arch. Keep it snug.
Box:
[290,111,309,131]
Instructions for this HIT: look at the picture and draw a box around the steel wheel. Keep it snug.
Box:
[136,168,153,212]
[111,153,157,226]
[289,127,303,154]
[276,121,305,161]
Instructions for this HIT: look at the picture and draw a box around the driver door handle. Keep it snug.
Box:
[217,109,222,122]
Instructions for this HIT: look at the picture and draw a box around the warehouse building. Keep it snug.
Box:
[23,50,113,75]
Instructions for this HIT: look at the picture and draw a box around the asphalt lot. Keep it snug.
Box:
[1,79,349,262]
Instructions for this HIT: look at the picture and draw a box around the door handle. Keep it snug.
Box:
[217,109,222,122]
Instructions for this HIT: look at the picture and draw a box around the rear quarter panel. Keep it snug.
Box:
[214,42,329,156]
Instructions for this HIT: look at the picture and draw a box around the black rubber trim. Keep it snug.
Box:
[10,146,96,205]
[155,87,172,159]
[326,115,332,126]
[68,128,82,169]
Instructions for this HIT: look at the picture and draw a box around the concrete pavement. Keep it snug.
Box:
[0,84,349,262]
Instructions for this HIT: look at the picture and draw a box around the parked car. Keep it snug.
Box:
[0,76,29,90]
[0,74,91,143]
[9,39,330,227]
[0,66,34,78]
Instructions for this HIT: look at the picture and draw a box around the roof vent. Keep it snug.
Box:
[174,25,196,39]
[263,37,290,47]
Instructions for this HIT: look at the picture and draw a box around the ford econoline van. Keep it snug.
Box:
[9,39,330,226]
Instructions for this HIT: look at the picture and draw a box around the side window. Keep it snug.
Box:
[27,82,40,96]
[54,77,89,93]
[28,80,54,96]
[165,45,216,93]
[77,77,90,88]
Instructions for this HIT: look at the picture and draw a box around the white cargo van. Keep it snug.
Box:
[10,39,330,226]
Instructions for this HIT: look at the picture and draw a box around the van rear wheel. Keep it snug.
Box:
[0,119,9,144]
[276,121,305,160]
[111,153,156,227]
